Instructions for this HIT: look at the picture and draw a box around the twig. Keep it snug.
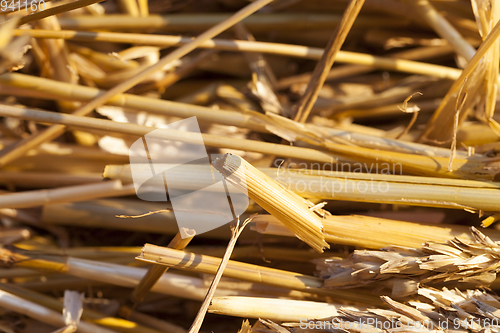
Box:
[395,92,423,139]
[293,0,365,123]
[448,80,468,171]
[187,217,249,333]
[129,229,195,305]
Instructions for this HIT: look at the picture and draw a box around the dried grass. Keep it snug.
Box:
[1,0,500,331]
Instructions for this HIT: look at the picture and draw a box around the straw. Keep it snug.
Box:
[410,0,476,61]
[18,0,107,26]
[253,214,500,249]
[130,229,195,304]
[0,180,136,209]
[0,104,340,164]
[102,164,500,212]
[0,289,118,333]
[0,0,274,167]
[208,297,358,322]
[13,29,463,79]
[136,243,381,305]
[293,0,366,123]
[213,154,329,252]
[420,19,500,143]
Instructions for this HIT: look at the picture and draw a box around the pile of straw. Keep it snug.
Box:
[1,0,500,332]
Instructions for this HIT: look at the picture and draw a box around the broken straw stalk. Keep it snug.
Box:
[0,282,171,333]
[103,164,500,212]
[1,103,497,181]
[315,227,500,297]
[253,214,500,249]
[212,153,328,252]
[129,229,195,305]
[0,72,474,159]
[224,286,500,333]
[136,244,381,305]
[0,246,308,302]
[207,297,361,322]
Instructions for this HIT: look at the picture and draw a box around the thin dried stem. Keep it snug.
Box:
[187,218,249,333]
[293,0,365,123]
[409,0,476,61]
[395,92,422,139]
[421,18,500,143]
[129,229,195,305]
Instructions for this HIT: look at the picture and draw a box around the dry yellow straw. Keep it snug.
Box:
[0,104,339,164]
[0,289,117,333]
[253,214,500,249]
[213,154,329,252]
[208,297,361,322]
[137,244,380,305]
[0,282,169,333]
[129,229,195,304]
[13,30,462,79]
[0,0,274,168]
[0,180,135,209]
[17,0,107,26]
[410,0,475,61]
[421,18,500,142]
